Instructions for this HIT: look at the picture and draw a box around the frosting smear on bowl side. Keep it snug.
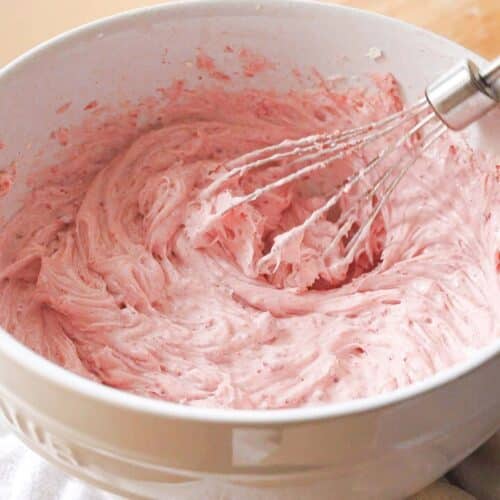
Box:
[0,75,499,409]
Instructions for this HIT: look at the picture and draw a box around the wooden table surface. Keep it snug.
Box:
[0,0,498,67]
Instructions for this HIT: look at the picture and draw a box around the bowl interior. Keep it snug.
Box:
[0,0,498,420]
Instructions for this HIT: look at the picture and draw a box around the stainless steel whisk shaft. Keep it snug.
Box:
[203,57,499,270]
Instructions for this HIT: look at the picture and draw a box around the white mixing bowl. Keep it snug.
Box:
[0,1,498,499]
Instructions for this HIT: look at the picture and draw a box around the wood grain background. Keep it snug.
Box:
[0,0,498,67]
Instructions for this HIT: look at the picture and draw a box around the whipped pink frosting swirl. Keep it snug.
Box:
[0,75,498,409]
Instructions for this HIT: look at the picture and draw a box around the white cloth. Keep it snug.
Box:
[0,417,117,500]
[0,416,497,499]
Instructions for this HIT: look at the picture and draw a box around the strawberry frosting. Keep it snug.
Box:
[0,74,498,409]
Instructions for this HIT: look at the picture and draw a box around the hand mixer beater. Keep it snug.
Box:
[202,58,499,272]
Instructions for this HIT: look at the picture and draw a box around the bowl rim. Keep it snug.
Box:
[0,0,498,425]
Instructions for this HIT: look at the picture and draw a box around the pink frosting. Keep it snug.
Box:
[0,75,499,409]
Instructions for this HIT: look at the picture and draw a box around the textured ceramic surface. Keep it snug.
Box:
[0,1,498,499]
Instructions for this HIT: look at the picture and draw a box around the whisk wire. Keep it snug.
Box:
[203,98,430,202]
[343,121,447,261]
[257,111,438,267]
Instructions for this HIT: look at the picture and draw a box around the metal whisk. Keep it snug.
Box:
[203,58,499,269]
